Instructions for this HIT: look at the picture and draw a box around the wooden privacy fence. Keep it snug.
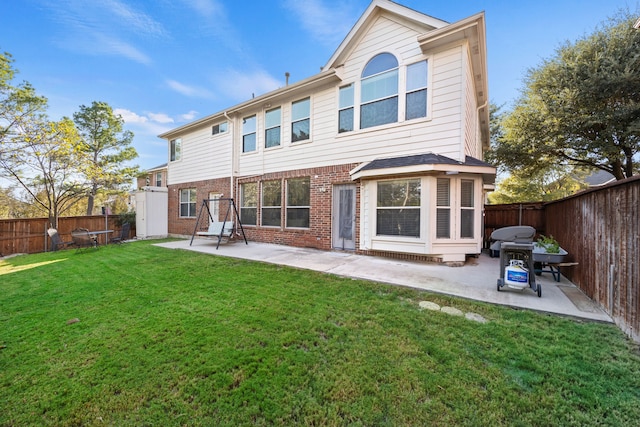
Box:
[545,176,640,342]
[486,176,640,342]
[0,216,134,256]
[483,202,545,248]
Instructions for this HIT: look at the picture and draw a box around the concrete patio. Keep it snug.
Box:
[155,238,612,323]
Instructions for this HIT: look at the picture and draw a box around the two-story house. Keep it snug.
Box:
[159,0,495,263]
[137,163,168,189]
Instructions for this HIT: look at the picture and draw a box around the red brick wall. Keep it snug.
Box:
[168,177,231,236]
[168,164,364,250]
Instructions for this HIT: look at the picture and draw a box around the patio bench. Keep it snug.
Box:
[196,222,234,239]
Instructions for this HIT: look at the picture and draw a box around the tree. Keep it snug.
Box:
[1,115,87,226]
[489,12,640,181]
[1,51,47,160]
[1,51,88,225]
[488,166,589,204]
[73,101,139,215]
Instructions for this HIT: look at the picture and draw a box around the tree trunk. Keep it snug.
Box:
[86,194,94,216]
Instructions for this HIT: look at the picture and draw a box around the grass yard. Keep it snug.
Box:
[1,240,639,426]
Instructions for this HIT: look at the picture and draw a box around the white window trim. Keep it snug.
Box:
[179,188,196,218]
[285,177,311,229]
[261,180,282,228]
[291,98,312,144]
[239,182,258,227]
[264,107,282,150]
[431,176,481,242]
[344,53,432,136]
[170,138,182,162]
[241,115,258,154]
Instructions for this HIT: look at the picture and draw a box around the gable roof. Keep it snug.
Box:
[323,0,449,71]
[418,12,489,149]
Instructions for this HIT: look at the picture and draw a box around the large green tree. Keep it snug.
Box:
[0,115,87,226]
[0,52,47,143]
[73,101,139,215]
[1,51,88,225]
[489,12,640,181]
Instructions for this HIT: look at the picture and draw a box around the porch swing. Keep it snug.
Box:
[190,197,248,249]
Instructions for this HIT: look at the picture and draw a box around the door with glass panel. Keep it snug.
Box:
[332,184,356,250]
[208,192,221,223]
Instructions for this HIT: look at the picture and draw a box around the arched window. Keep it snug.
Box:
[360,53,398,129]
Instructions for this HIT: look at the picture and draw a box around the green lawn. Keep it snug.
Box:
[1,240,639,426]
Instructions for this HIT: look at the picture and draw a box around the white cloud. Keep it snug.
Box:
[281,0,355,46]
[115,108,177,135]
[211,68,282,102]
[93,33,152,65]
[148,113,174,124]
[115,108,148,124]
[182,0,224,19]
[179,110,199,121]
[44,0,165,64]
[104,0,166,37]
[166,79,214,99]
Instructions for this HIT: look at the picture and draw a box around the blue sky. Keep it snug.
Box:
[1,0,637,171]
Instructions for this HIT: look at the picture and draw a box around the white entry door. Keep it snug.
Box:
[332,184,356,250]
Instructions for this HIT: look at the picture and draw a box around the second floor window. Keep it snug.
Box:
[242,115,256,153]
[338,84,354,133]
[406,60,428,120]
[265,107,281,148]
[212,121,228,135]
[170,138,181,161]
[291,98,310,142]
[360,53,398,129]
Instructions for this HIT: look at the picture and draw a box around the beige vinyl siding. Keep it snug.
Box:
[237,19,466,176]
[172,12,473,182]
[463,44,478,159]
[168,125,232,185]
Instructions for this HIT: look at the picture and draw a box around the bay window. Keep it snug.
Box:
[376,179,420,237]
[436,179,451,239]
[460,180,475,238]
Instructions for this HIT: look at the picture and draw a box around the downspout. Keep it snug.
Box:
[477,100,488,157]
[224,111,235,201]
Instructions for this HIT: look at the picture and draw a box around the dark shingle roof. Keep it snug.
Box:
[359,153,492,171]
[584,170,615,186]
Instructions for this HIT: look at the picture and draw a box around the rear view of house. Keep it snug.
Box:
[159,0,495,263]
